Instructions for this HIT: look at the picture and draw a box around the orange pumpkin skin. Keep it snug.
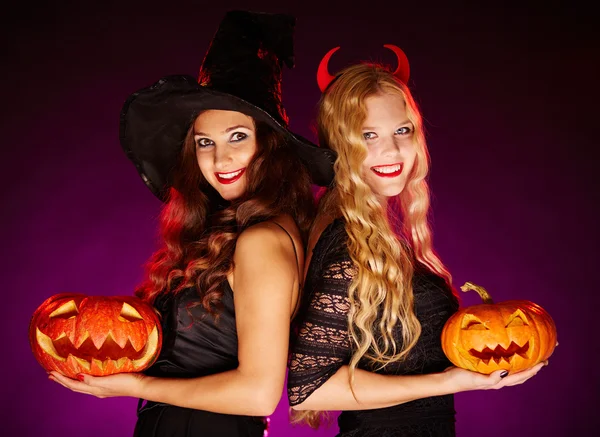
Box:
[29,293,162,378]
[441,284,557,374]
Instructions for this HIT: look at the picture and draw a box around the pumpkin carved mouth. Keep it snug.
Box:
[36,326,159,371]
[469,340,530,365]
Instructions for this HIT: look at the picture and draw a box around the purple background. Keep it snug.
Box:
[4,1,598,436]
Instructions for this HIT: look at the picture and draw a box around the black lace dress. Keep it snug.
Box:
[288,219,459,437]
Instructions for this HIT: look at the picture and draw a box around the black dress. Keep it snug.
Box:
[288,219,459,437]
[133,283,266,437]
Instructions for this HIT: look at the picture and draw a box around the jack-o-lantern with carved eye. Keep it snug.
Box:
[441,282,557,374]
[29,293,162,378]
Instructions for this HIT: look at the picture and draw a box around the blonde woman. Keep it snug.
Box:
[287,50,546,436]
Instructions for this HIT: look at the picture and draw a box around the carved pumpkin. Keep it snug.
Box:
[29,293,162,378]
[441,282,556,374]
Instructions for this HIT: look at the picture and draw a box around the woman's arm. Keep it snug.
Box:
[292,362,546,411]
[51,222,298,416]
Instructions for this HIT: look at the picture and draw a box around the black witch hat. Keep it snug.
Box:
[120,10,336,201]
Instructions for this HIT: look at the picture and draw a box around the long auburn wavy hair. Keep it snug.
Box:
[135,116,315,314]
[293,64,453,427]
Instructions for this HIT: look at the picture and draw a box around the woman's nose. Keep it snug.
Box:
[213,145,233,167]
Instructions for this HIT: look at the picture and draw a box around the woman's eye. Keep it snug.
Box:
[231,132,247,142]
[195,138,214,148]
[396,126,412,135]
[363,132,377,140]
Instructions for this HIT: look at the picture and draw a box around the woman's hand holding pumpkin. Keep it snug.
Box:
[443,360,548,393]
[48,371,148,399]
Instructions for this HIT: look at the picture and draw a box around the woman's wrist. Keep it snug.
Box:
[435,368,464,395]
[132,373,151,399]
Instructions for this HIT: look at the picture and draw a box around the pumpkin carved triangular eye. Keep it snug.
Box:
[119,302,143,322]
[49,300,78,319]
[506,309,529,327]
[461,314,488,330]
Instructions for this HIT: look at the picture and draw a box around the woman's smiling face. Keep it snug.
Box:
[194,110,257,201]
[360,92,416,203]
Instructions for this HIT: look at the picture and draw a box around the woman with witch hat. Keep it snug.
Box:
[48,10,335,437]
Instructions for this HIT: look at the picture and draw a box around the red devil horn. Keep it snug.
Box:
[383,44,410,84]
[317,46,340,92]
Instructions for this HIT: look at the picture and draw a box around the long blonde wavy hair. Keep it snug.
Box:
[293,63,452,428]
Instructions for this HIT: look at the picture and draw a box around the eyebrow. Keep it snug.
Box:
[362,120,412,130]
[195,124,253,137]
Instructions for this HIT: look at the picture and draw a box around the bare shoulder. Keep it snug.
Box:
[235,214,302,261]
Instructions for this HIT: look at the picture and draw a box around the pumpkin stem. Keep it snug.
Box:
[460,282,494,304]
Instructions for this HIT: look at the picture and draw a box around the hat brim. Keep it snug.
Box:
[120,75,336,200]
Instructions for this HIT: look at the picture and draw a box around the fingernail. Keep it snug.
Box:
[500,370,509,378]
[76,374,85,381]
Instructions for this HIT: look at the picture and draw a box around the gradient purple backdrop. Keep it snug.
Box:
[4,1,598,436]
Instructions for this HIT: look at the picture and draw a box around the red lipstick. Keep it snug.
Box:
[371,163,403,178]
[215,168,246,184]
